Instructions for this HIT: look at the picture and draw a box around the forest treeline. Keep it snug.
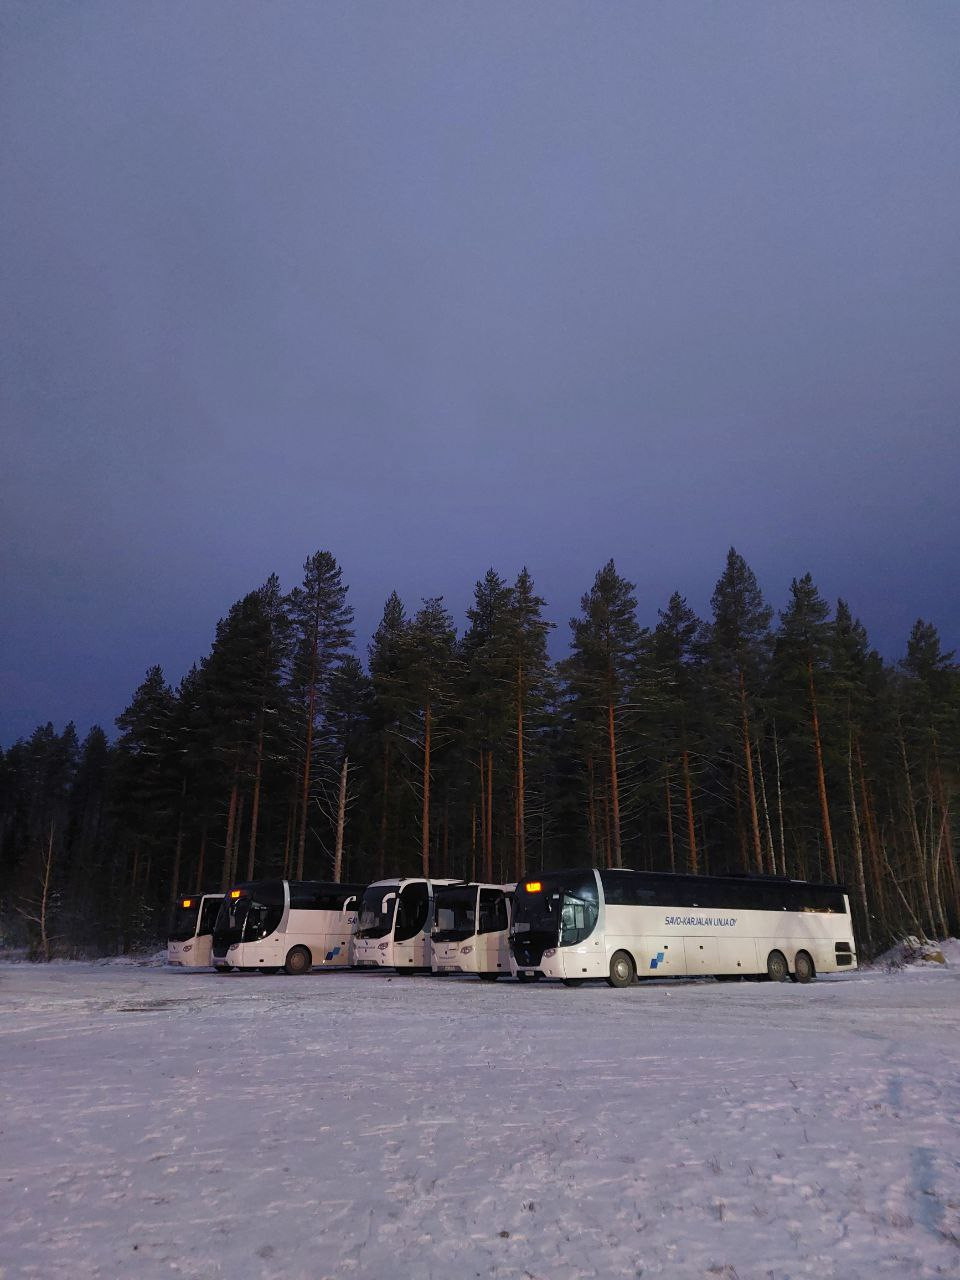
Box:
[2,548,958,959]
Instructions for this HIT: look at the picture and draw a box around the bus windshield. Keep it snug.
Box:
[512,870,599,948]
[213,883,284,946]
[168,900,201,942]
[433,887,477,941]
[356,885,397,939]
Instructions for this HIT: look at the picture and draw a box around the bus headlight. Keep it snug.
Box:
[460,946,473,955]
[543,948,557,958]
[183,944,192,953]
[378,942,389,951]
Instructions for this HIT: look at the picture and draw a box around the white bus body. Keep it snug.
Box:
[212,879,364,975]
[167,893,224,967]
[510,868,857,986]
[431,882,515,979]
[353,877,460,970]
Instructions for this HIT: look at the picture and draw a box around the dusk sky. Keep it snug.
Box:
[2,2,959,746]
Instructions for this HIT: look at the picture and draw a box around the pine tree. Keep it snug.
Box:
[406,598,457,876]
[653,592,706,873]
[565,561,641,869]
[287,552,354,879]
[708,549,772,874]
[368,592,410,877]
[774,574,837,881]
[461,570,514,882]
[507,568,554,877]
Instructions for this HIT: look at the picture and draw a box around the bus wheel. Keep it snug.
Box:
[516,971,540,983]
[766,950,789,982]
[284,946,312,976]
[607,951,635,988]
[792,951,816,984]
[479,973,500,982]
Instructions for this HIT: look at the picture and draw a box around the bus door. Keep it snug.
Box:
[477,888,510,974]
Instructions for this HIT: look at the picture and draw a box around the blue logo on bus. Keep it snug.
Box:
[649,951,666,970]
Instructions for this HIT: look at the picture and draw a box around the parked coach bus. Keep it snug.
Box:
[167,892,224,967]
[212,879,364,974]
[353,877,460,971]
[431,882,515,980]
[509,868,856,987]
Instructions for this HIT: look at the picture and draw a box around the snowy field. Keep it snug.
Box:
[1,957,959,1280]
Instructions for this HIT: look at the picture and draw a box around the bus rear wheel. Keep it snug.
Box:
[607,950,635,988]
[792,951,815,984]
[766,950,789,982]
[284,946,312,976]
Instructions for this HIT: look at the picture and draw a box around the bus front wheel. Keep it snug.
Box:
[766,950,789,982]
[607,951,635,989]
[792,951,815,984]
[284,946,312,976]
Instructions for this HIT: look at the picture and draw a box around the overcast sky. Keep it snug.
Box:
[2,2,959,746]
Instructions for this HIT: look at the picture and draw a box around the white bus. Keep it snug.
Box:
[509,868,857,987]
[353,877,460,971]
[431,882,515,980]
[211,879,365,975]
[167,892,224,968]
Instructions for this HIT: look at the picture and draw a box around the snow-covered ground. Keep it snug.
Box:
[1,958,959,1279]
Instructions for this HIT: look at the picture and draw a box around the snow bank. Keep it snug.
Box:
[873,936,960,971]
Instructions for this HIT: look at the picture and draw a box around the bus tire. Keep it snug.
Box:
[766,950,789,982]
[607,950,635,988]
[479,973,500,982]
[792,951,816,984]
[516,971,540,983]
[284,946,312,976]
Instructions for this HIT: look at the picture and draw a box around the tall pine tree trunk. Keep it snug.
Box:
[846,731,872,954]
[485,749,494,882]
[755,738,777,875]
[296,633,320,879]
[586,755,598,866]
[808,660,837,881]
[899,727,935,936]
[738,671,763,873]
[515,677,525,880]
[333,755,349,882]
[246,722,264,882]
[378,739,391,879]
[664,765,675,872]
[170,775,187,907]
[773,722,786,876]
[856,740,886,931]
[682,748,698,873]
[933,759,960,926]
[421,703,431,877]
[607,695,623,868]
[221,779,239,890]
[194,825,207,894]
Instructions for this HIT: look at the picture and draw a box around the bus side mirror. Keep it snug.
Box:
[381,893,395,914]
